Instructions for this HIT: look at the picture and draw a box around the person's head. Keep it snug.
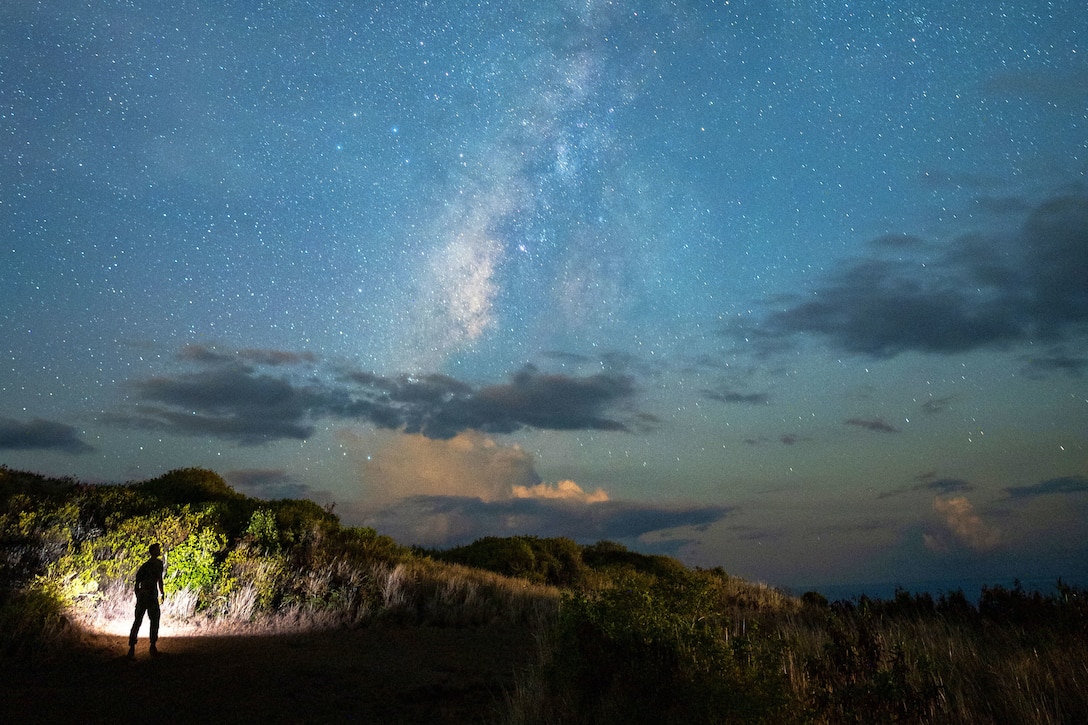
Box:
[149,543,161,558]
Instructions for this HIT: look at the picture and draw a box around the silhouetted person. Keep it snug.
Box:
[128,542,165,659]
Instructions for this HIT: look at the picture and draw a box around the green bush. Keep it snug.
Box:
[218,543,288,612]
[165,524,227,597]
[245,508,281,552]
[36,503,229,608]
[547,570,790,723]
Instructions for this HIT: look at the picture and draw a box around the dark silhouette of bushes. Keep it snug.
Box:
[430,535,589,587]
[135,468,247,505]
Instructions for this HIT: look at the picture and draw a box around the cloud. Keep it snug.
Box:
[224,468,318,500]
[1004,475,1088,500]
[845,417,900,433]
[920,396,956,414]
[879,475,973,499]
[512,479,609,503]
[930,496,1000,552]
[0,417,94,454]
[348,430,540,503]
[129,365,323,444]
[338,364,636,439]
[702,389,770,405]
[117,353,637,444]
[335,429,725,552]
[1020,350,1087,379]
[459,365,634,436]
[746,195,1088,358]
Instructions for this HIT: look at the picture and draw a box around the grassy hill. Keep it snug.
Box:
[2,465,1086,723]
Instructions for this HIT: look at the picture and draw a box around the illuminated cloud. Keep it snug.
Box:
[335,429,723,552]
[348,430,539,503]
[512,479,609,503]
[930,496,1000,552]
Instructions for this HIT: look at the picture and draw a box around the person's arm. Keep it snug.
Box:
[157,563,165,600]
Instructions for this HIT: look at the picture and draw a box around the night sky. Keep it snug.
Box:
[3,0,1086,596]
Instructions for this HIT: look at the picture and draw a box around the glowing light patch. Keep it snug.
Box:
[512,479,609,503]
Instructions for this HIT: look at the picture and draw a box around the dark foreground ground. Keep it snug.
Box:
[1,625,537,724]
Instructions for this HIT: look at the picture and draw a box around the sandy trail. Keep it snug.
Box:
[2,625,538,724]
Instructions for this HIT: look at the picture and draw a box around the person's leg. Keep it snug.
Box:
[148,602,160,653]
[128,599,146,656]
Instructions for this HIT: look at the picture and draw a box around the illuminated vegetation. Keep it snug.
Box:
[3,465,1086,722]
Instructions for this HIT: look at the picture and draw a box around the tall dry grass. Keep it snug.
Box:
[501,577,1088,725]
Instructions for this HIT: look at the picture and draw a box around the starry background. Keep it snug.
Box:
[3,0,1086,597]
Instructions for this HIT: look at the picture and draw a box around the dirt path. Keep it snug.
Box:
[2,625,539,724]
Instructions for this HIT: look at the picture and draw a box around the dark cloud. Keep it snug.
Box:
[0,417,94,454]
[224,468,316,500]
[845,418,900,434]
[921,396,956,414]
[924,478,973,495]
[344,365,635,439]
[746,195,1088,358]
[120,357,637,444]
[702,388,770,405]
[132,366,324,444]
[779,431,813,444]
[1020,350,1087,379]
[355,494,733,549]
[879,476,973,499]
[460,366,634,436]
[1004,476,1088,500]
[742,434,799,446]
[540,350,592,365]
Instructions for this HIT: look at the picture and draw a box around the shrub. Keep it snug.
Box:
[0,587,75,657]
[136,468,246,505]
[545,570,790,723]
